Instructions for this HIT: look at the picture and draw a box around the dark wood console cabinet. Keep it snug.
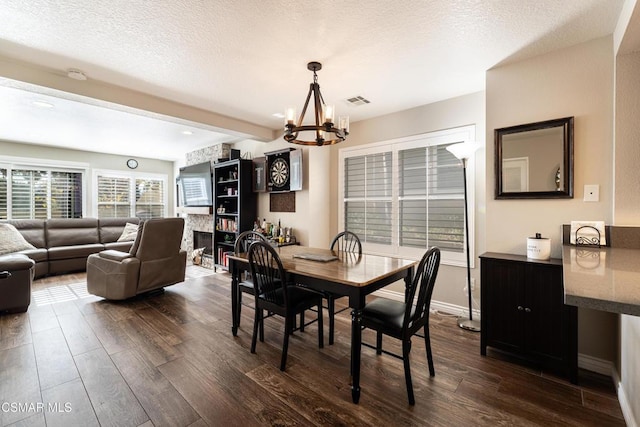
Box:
[480,252,578,383]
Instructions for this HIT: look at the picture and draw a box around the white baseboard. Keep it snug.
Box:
[613,368,639,427]
[577,353,612,376]
[372,289,481,319]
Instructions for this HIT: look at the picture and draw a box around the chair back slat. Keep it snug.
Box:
[248,241,287,306]
[330,231,362,255]
[234,231,267,255]
[404,247,441,331]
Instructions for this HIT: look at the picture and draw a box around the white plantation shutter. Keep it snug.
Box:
[0,169,6,219]
[11,169,48,219]
[95,172,166,219]
[0,166,84,220]
[344,152,392,244]
[50,171,83,218]
[340,125,474,263]
[135,178,164,219]
[399,145,464,252]
[97,175,132,218]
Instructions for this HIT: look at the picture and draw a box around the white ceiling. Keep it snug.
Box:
[0,0,628,161]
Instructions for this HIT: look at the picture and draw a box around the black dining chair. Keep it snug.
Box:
[327,231,362,344]
[248,241,324,371]
[233,230,268,333]
[361,246,441,405]
[297,231,362,344]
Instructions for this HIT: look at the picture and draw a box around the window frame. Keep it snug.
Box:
[92,169,168,218]
[338,125,477,267]
[0,156,89,219]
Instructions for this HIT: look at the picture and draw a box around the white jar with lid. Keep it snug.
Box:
[527,233,551,260]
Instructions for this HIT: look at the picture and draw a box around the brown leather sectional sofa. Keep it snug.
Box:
[0,217,140,279]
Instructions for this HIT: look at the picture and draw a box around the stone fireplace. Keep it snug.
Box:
[180,143,229,270]
[192,231,213,268]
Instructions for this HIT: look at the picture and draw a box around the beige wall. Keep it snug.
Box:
[486,36,617,362]
[232,138,332,248]
[0,139,176,215]
[327,91,486,308]
[615,48,640,423]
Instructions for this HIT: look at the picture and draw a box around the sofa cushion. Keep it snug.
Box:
[1,220,47,248]
[47,244,104,261]
[98,249,133,262]
[98,217,140,243]
[104,241,134,252]
[46,218,100,248]
[18,248,49,263]
[117,222,139,242]
[0,253,35,271]
[0,223,36,256]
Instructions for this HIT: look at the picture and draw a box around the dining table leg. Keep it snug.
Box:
[350,305,363,404]
[230,260,239,336]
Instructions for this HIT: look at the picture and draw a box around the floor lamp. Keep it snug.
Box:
[446,141,482,332]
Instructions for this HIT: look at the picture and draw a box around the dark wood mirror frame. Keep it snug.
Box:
[495,116,574,199]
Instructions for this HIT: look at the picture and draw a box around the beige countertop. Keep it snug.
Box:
[562,245,640,316]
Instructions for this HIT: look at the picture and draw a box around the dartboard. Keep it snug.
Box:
[270,158,289,188]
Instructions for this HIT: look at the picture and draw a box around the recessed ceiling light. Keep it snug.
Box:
[181,130,193,135]
[32,100,54,109]
[272,112,285,119]
[67,68,87,81]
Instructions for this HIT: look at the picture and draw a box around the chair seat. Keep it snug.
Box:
[239,280,255,291]
[261,285,322,312]
[363,298,409,334]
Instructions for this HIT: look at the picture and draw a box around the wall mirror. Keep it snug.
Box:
[495,116,574,199]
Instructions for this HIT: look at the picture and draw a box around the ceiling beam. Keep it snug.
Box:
[0,57,275,142]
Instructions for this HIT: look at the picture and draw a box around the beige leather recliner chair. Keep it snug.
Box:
[86,217,187,300]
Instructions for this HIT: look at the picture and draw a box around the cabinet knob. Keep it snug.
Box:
[525,307,532,313]
[517,305,524,311]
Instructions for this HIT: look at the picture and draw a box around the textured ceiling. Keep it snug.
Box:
[0,0,627,160]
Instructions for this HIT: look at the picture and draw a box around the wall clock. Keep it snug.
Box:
[126,159,138,169]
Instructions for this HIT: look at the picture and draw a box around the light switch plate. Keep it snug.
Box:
[584,184,599,202]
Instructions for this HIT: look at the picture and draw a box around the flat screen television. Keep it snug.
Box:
[178,162,213,207]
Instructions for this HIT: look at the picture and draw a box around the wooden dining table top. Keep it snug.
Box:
[227,244,417,287]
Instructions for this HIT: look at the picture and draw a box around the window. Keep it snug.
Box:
[94,170,167,219]
[339,125,476,266]
[97,175,131,218]
[0,165,83,220]
[135,178,165,219]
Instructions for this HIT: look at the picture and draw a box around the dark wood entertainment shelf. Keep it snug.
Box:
[213,159,256,270]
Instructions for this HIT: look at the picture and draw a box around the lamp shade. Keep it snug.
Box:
[446,141,482,160]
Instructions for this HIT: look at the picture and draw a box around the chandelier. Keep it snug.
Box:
[284,62,349,146]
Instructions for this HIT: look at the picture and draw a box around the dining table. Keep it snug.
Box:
[227,244,417,404]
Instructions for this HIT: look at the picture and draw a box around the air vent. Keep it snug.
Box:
[346,96,371,106]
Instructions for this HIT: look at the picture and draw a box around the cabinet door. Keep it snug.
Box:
[252,157,266,192]
[483,259,526,353]
[523,264,565,362]
[289,149,303,191]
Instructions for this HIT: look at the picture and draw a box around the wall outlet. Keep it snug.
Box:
[463,278,476,296]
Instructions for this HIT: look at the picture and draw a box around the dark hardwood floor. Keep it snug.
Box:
[0,266,625,426]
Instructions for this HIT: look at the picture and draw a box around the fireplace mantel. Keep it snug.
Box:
[177,206,213,215]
